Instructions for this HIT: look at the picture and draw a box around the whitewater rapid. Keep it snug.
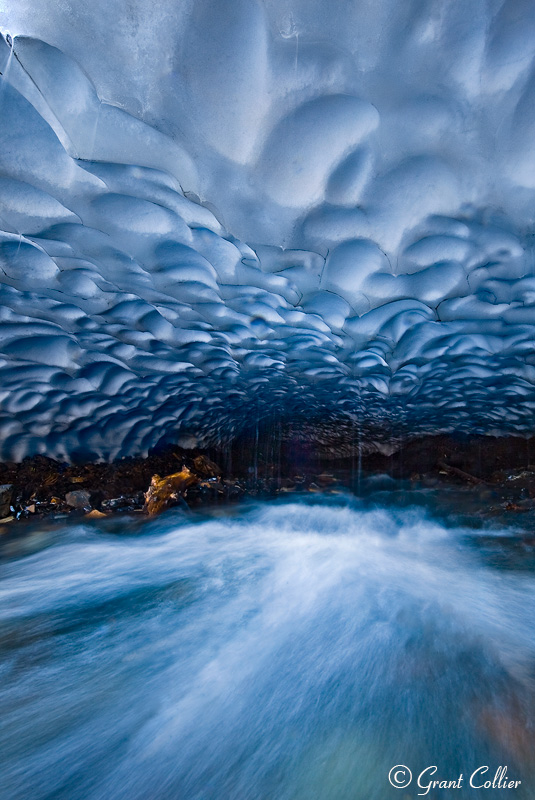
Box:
[1,497,535,799]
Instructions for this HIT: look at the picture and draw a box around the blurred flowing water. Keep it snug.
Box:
[1,495,535,800]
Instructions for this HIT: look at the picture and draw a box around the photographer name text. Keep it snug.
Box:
[388,765,521,794]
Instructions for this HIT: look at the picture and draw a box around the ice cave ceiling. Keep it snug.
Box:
[1,0,535,460]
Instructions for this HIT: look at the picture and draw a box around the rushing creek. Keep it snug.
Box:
[1,492,535,799]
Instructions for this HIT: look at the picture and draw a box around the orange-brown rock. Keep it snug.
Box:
[144,467,198,515]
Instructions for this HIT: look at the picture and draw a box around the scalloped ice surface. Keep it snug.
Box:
[1,1,535,460]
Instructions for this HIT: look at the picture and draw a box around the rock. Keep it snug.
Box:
[85,509,107,519]
[144,467,198,515]
[101,494,144,512]
[315,473,337,486]
[65,490,92,510]
[193,455,222,478]
[0,484,13,517]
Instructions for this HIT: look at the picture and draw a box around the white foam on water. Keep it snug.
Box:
[1,499,535,799]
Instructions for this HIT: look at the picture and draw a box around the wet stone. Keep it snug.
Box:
[65,490,92,510]
[101,494,144,512]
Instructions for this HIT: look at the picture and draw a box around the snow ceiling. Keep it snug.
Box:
[1,0,535,459]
